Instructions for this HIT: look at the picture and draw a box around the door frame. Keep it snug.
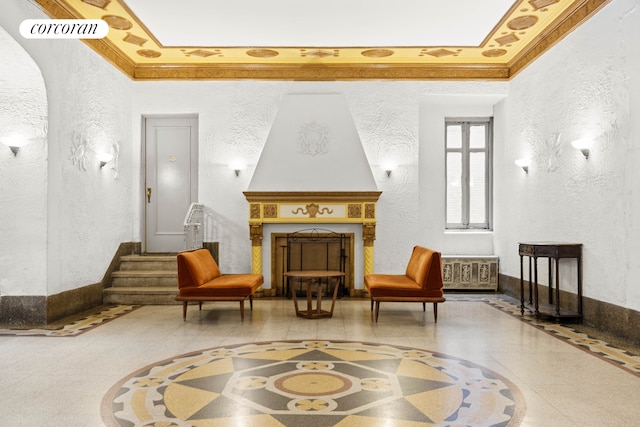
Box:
[141,113,199,253]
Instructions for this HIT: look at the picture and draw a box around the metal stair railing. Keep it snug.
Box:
[183,203,204,250]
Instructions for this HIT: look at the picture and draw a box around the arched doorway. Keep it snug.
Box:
[0,24,49,325]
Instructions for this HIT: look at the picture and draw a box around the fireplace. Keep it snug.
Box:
[242,93,381,295]
[243,191,381,296]
[271,228,352,297]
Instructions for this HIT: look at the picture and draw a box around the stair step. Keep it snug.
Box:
[104,253,182,305]
[111,270,177,288]
[119,255,177,271]
[104,287,179,305]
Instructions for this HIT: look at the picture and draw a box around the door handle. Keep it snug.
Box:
[147,187,152,203]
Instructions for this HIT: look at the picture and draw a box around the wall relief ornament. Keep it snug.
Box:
[362,224,376,246]
[250,204,261,219]
[543,132,562,172]
[264,204,278,218]
[299,121,329,156]
[249,223,263,245]
[348,204,361,218]
[70,132,90,171]
[365,203,376,219]
[109,142,120,180]
[291,203,333,218]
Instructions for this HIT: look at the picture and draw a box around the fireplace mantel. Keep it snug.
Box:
[243,191,382,282]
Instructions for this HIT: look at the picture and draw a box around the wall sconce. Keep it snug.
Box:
[1,136,30,156]
[381,161,396,178]
[515,158,530,174]
[229,160,245,177]
[571,139,592,159]
[96,152,114,168]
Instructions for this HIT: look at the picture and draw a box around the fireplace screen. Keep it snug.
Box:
[283,228,348,298]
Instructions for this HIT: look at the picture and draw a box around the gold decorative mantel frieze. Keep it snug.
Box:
[243,192,381,226]
[243,191,382,277]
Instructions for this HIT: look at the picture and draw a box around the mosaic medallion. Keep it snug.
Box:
[102,340,524,426]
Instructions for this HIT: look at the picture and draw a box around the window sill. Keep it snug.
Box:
[444,229,493,235]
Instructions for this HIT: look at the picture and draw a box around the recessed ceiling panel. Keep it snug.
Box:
[32,0,612,80]
[126,0,515,47]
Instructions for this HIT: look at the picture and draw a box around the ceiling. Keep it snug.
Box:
[33,0,610,81]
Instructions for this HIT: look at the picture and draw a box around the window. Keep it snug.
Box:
[445,118,493,230]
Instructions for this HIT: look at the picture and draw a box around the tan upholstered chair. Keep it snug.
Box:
[364,245,445,322]
[175,249,263,321]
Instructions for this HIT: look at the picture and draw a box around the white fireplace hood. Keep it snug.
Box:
[247,93,378,192]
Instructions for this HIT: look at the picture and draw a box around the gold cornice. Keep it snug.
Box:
[132,63,510,81]
[243,191,382,203]
[84,37,136,77]
[31,0,613,81]
[508,0,612,78]
[32,0,137,77]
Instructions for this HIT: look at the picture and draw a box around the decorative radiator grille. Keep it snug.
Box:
[442,256,499,291]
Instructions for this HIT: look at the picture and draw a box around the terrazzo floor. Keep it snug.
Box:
[1,294,639,426]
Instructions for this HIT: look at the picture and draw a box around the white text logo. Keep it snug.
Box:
[20,19,108,39]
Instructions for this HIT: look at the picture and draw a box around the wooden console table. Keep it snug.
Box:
[519,242,583,321]
[284,270,345,319]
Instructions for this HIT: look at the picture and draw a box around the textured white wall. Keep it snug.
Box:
[0,26,48,296]
[494,0,640,310]
[4,0,636,314]
[0,1,135,296]
[134,81,507,278]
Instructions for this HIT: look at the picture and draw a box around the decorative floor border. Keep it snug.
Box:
[480,294,640,377]
[0,305,140,337]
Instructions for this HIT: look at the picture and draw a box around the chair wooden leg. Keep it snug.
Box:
[249,295,253,311]
[422,302,426,312]
[182,302,188,321]
[240,301,245,320]
[374,301,380,322]
[199,302,202,311]
[370,299,374,311]
[433,302,438,323]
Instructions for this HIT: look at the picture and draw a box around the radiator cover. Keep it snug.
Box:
[442,256,499,291]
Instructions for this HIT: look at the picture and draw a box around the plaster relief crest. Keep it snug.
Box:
[299,121,329,156]
[110,142,120,180]
[543,133,562,172]
[70,132,90,171]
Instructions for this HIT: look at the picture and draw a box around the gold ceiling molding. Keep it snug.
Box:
[32,0,612,81]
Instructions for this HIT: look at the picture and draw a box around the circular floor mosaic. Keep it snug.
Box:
[102,340,524,426]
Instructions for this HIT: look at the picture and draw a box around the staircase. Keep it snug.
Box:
[103,254,179,305]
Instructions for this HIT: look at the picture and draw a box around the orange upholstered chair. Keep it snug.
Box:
[364,245,445,322]
[175,249,263,321]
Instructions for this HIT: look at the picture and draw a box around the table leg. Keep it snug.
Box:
[306,281,313,318]
[577,255,583,315]
[555,257,561,317]
[316,279,322,315]
[548,258,553,304]
[329,277,339,316]
[534,256,539,318]
[291,279,300,314]
[520,255,524,315]
[528,257,533,305]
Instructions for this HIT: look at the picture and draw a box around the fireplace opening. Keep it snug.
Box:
[271,228,354,297]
